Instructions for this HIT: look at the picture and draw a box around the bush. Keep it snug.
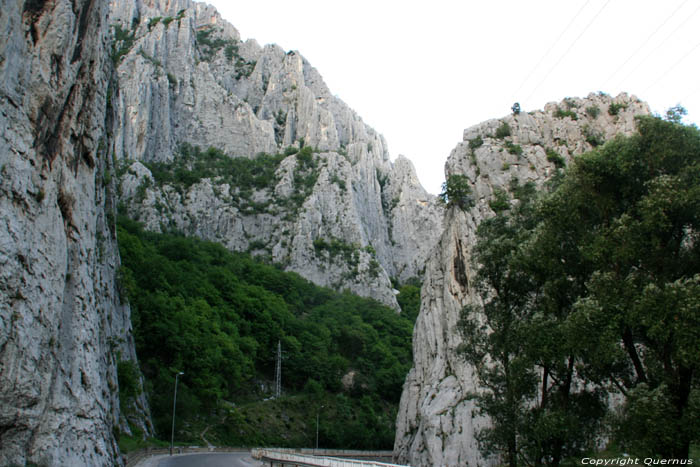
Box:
[112,24,136,64]
[608,102,626,116]
[585,105,601,118]
[148,17,161,30]
[439,174,474,209]
[554,107,578,120]
[489,188,510,212]
[583,125,605,147]
[505,141,523,156]
[495,122,512,139]
[117,360,142,401]
[546,148,565,167]
[224,43,238,62]
[468,135,484,150]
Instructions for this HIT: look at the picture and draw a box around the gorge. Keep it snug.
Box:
[2,1,696,466]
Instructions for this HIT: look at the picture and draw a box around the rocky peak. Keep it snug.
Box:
[109,0,443,307]
[394,93,650,466]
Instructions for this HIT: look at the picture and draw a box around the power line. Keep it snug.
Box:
[601,0,690,90]
[681,86,700,104]
[643,38,700,95]
[524,0,613,105]
[615,1,700,90]
[511,0,593,102]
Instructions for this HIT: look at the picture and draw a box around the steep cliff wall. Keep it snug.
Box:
[0,1,149,465]
[107,0,443,307]
[394,93,650,465]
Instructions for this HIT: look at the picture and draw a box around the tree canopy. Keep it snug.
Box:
[116,217,416,447]
[460,115,700,465]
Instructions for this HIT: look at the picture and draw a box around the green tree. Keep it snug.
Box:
[460,180,605,466]
[439,174,474,209]
[116,216,414,446]
[664,104,687,124]
[544,116,700,458]
[458,185,538,466]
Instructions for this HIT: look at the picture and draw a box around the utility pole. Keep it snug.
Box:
[170,371,184,456]
[274,340,281,398]
[316,405,324,453]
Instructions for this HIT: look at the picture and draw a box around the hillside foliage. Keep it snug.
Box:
[116,217,416,448]
[460,115,700,465]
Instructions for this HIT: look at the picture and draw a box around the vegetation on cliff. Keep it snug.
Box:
[116,217,417,448]
[460,114,700,464]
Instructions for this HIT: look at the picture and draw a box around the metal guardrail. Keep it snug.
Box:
[254,448,394,458]
[252,448,409,467]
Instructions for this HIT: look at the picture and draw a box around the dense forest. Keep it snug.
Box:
[458,114,699,465]
[116,217,419,450]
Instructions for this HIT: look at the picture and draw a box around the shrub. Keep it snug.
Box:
[224,44,238,62]
[583,125,605,147]
[585,105,601,118]
[438,174,474,209]
[563,97,578,109]
[554,107,578,120]
[608,102,627,116]
[495,122,511,139]
[112,24,136,64]
[147,17,161,30]
[197,27,241,63]
[546,148,565,168]
[468,135,484,150]
[664,104,687,123]
[505,141,523,156]
[368,259,380,278]
[117,360,142,401]
[489,188,510,212]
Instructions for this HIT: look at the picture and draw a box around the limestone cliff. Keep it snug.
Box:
[108,0,443,307]
[0,1,150,465]
[394,93,650,466]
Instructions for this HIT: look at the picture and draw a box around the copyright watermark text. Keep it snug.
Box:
[582,458,694,466]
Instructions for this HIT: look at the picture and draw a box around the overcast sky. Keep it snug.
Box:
[205,0,700,194]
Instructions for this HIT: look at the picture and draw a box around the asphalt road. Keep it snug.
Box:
[157,452,259,467]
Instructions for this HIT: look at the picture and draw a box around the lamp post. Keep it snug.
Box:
[315,405,324,454]
[170,371,184,456]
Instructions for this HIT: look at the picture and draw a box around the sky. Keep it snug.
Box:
[205,0,700,195]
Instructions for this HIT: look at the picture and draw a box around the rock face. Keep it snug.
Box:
[0,1,150,466]
[108,0,443,307]
[394,93,650,466]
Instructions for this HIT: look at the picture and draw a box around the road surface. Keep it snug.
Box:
[156,452,260,467]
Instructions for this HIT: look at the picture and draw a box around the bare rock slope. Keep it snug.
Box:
[108,0,443,307]
[394,93,650,466]
[0,1,150,466]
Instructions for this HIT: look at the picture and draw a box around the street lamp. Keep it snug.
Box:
[170,371,184,456]
[315,405,325,453]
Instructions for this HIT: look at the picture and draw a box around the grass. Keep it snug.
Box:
[118,426,170,453]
